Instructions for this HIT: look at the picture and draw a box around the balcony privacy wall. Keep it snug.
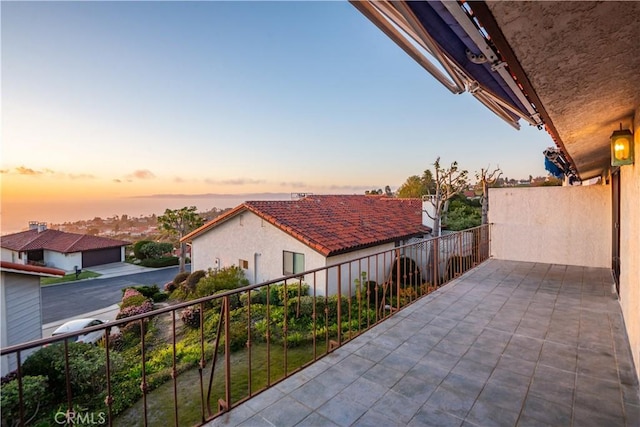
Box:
[489,186,611,268]
[620,108,640,380]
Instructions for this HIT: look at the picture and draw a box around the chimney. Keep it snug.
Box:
[29,221,39,231]
[37,222,47,233]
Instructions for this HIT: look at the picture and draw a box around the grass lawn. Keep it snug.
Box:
[41,270,101,285]
[114,342,319,426]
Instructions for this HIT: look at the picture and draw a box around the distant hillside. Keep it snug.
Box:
[50,207,232,243]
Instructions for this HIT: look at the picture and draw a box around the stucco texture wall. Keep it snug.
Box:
[489,185,611,268]
[45,250,81,272]
[619,108,640,380]
[191,211,325,288]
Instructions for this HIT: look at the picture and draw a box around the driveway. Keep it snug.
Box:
[87,262,153,278]
[41,264,189,325]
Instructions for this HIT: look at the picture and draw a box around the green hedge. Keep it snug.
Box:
[140,256,179,268]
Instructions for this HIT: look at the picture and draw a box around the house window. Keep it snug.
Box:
[283,251,304,275]
[239,259,249,269]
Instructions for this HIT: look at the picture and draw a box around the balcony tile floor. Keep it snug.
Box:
[207,259,640,427]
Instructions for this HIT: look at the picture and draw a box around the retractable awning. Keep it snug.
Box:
[351,0,543,131]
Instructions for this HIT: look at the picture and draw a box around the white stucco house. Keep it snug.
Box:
[181,195,431,295]
[1,222,130,272]
[1,261,65,376]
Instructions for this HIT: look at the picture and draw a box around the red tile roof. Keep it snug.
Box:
[1,229,130,253]
[0,261,65,277]
[183,195,430,256]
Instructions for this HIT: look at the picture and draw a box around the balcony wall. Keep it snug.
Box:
[489,185,611,268]
[620,107,640,380]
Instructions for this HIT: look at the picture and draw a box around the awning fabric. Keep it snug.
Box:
[407,1,528,122]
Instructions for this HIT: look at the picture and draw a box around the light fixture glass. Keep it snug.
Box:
[611,127,634,166]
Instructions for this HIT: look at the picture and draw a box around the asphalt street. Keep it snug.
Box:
[41,266,188,323]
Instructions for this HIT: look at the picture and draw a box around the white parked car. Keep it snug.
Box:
[51,318,107,345]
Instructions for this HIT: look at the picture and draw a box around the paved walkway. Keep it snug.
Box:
[207,259,640,427]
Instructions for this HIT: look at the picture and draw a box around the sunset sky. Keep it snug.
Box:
[1,1,553,233]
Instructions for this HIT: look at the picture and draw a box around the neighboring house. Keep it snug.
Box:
[1,222,130,272]
[0,261,65,376]
[182,195,431,295]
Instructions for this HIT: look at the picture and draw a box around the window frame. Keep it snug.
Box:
[283,250,304,276]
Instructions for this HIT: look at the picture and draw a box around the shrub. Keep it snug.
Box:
[109,331,125,351]
[285,331,307,347]
[239,282,307,307]
[21,343,121,408]
[277,282,310,303]
[152,292,168,302]
[133,240,153,260]
[121,319,148,338]
[184,270,206,291]
[140,256,179,268]
[1,375,48,425]
[390,256,423,287]
[116,300,154,320]
[180,306,201,328]
[120,294,150,310]
[123,288,142,300]
[195,266,249,298]
[123,285,168,302]
[164,281,177,293]
[173,271,190,286]
[222,319,248,352]
[241,286,279,307]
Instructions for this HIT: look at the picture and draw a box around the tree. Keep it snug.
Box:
[422,158,468,237]
[397,170,436,198]
[475,166,502,225]
[397,175,424,198]
[445,198,481,230]
[157,206,204,272]
[422,169,436,195]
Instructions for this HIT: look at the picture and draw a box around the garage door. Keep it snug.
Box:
[82,247,122,267]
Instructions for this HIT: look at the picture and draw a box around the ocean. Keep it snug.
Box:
[1,193,293,235]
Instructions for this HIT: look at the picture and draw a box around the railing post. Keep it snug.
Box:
[172,310,179,426]
[246,289,253,396]
[283,279,288,377]
[223,296,231,413]
[140,319,149,427]
[104,327,114,426]
[336,266,342,347]
[395,248,401,312]
[199,304,206,424]
[16,352,24,426]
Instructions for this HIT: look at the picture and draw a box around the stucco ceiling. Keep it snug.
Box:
[484,1,640,180]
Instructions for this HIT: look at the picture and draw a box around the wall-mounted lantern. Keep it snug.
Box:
[611,125,634,166]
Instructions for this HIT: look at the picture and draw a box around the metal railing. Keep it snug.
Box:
[1,225,489,426]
